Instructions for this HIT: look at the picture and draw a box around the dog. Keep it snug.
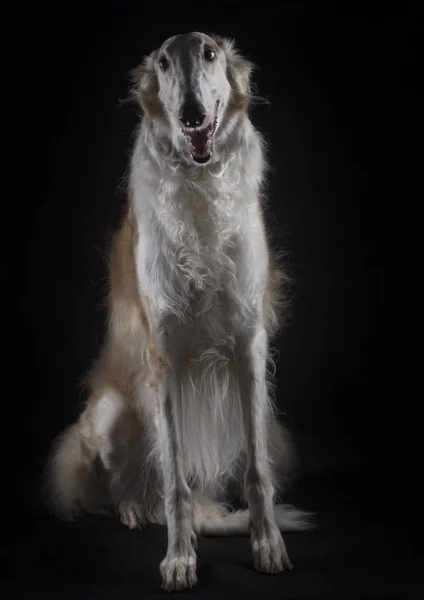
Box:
[45,32,313,591]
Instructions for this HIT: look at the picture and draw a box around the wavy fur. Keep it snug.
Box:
[45,32,314,592]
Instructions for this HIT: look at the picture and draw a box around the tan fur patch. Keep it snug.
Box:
[130,51,164,119]
[257,205,287,338]
[87,188,163,407]
[211,34,254,113]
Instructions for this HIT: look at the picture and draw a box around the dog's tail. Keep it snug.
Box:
[43,412,110,520]
[193,497,315,536]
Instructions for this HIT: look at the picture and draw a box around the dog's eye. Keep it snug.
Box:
[204,48,216,62]
[158,56,169,71]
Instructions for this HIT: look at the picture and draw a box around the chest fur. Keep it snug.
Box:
[136,172,251,327]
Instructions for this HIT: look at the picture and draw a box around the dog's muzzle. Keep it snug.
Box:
[181,101,219,164]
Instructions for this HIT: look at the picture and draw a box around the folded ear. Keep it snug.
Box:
[130,50,162,117]
[211,35,255,111]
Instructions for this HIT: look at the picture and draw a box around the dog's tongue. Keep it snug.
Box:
[188,129,212,161]
[184,122,215,163]
[190,129,209,152]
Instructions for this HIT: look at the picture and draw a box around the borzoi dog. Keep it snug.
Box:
[46,32,313,591]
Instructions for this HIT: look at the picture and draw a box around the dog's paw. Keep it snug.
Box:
[160,554,197,591]
[251,523,293,574]
[160,530,197,591]
[118,501,146,530]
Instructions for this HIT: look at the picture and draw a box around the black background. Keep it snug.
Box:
[2,2,422,598]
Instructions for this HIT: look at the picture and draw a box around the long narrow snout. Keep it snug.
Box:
[179,98,206,129]
[180,99,220,165]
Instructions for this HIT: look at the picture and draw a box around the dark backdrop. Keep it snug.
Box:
[2,2,422,598]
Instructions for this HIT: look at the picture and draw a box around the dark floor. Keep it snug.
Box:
[1,469,421,599]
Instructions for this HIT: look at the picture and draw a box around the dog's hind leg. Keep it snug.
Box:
[92,390,147,530]
[45,408,110,520]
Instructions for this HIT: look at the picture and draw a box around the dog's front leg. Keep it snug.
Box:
[155,368,197,591]
[238,326,293,574]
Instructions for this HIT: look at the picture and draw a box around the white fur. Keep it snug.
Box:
[45,32,314,592]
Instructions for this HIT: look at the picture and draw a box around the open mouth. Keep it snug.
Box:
[182,101,219,164]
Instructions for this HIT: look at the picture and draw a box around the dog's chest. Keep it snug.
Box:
[139,175,246,331]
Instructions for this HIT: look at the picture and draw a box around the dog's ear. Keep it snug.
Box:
[130,50,161,117]
[211,35,254,111]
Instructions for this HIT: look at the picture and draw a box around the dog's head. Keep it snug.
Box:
[131,32,254,165]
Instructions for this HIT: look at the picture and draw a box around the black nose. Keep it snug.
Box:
[179,102,206,128]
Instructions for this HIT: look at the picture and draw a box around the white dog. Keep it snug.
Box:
[46,32,313,591]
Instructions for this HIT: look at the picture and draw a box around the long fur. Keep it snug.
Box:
[44,32,314,591]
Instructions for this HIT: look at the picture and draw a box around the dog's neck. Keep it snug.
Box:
[131,110,265,244]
